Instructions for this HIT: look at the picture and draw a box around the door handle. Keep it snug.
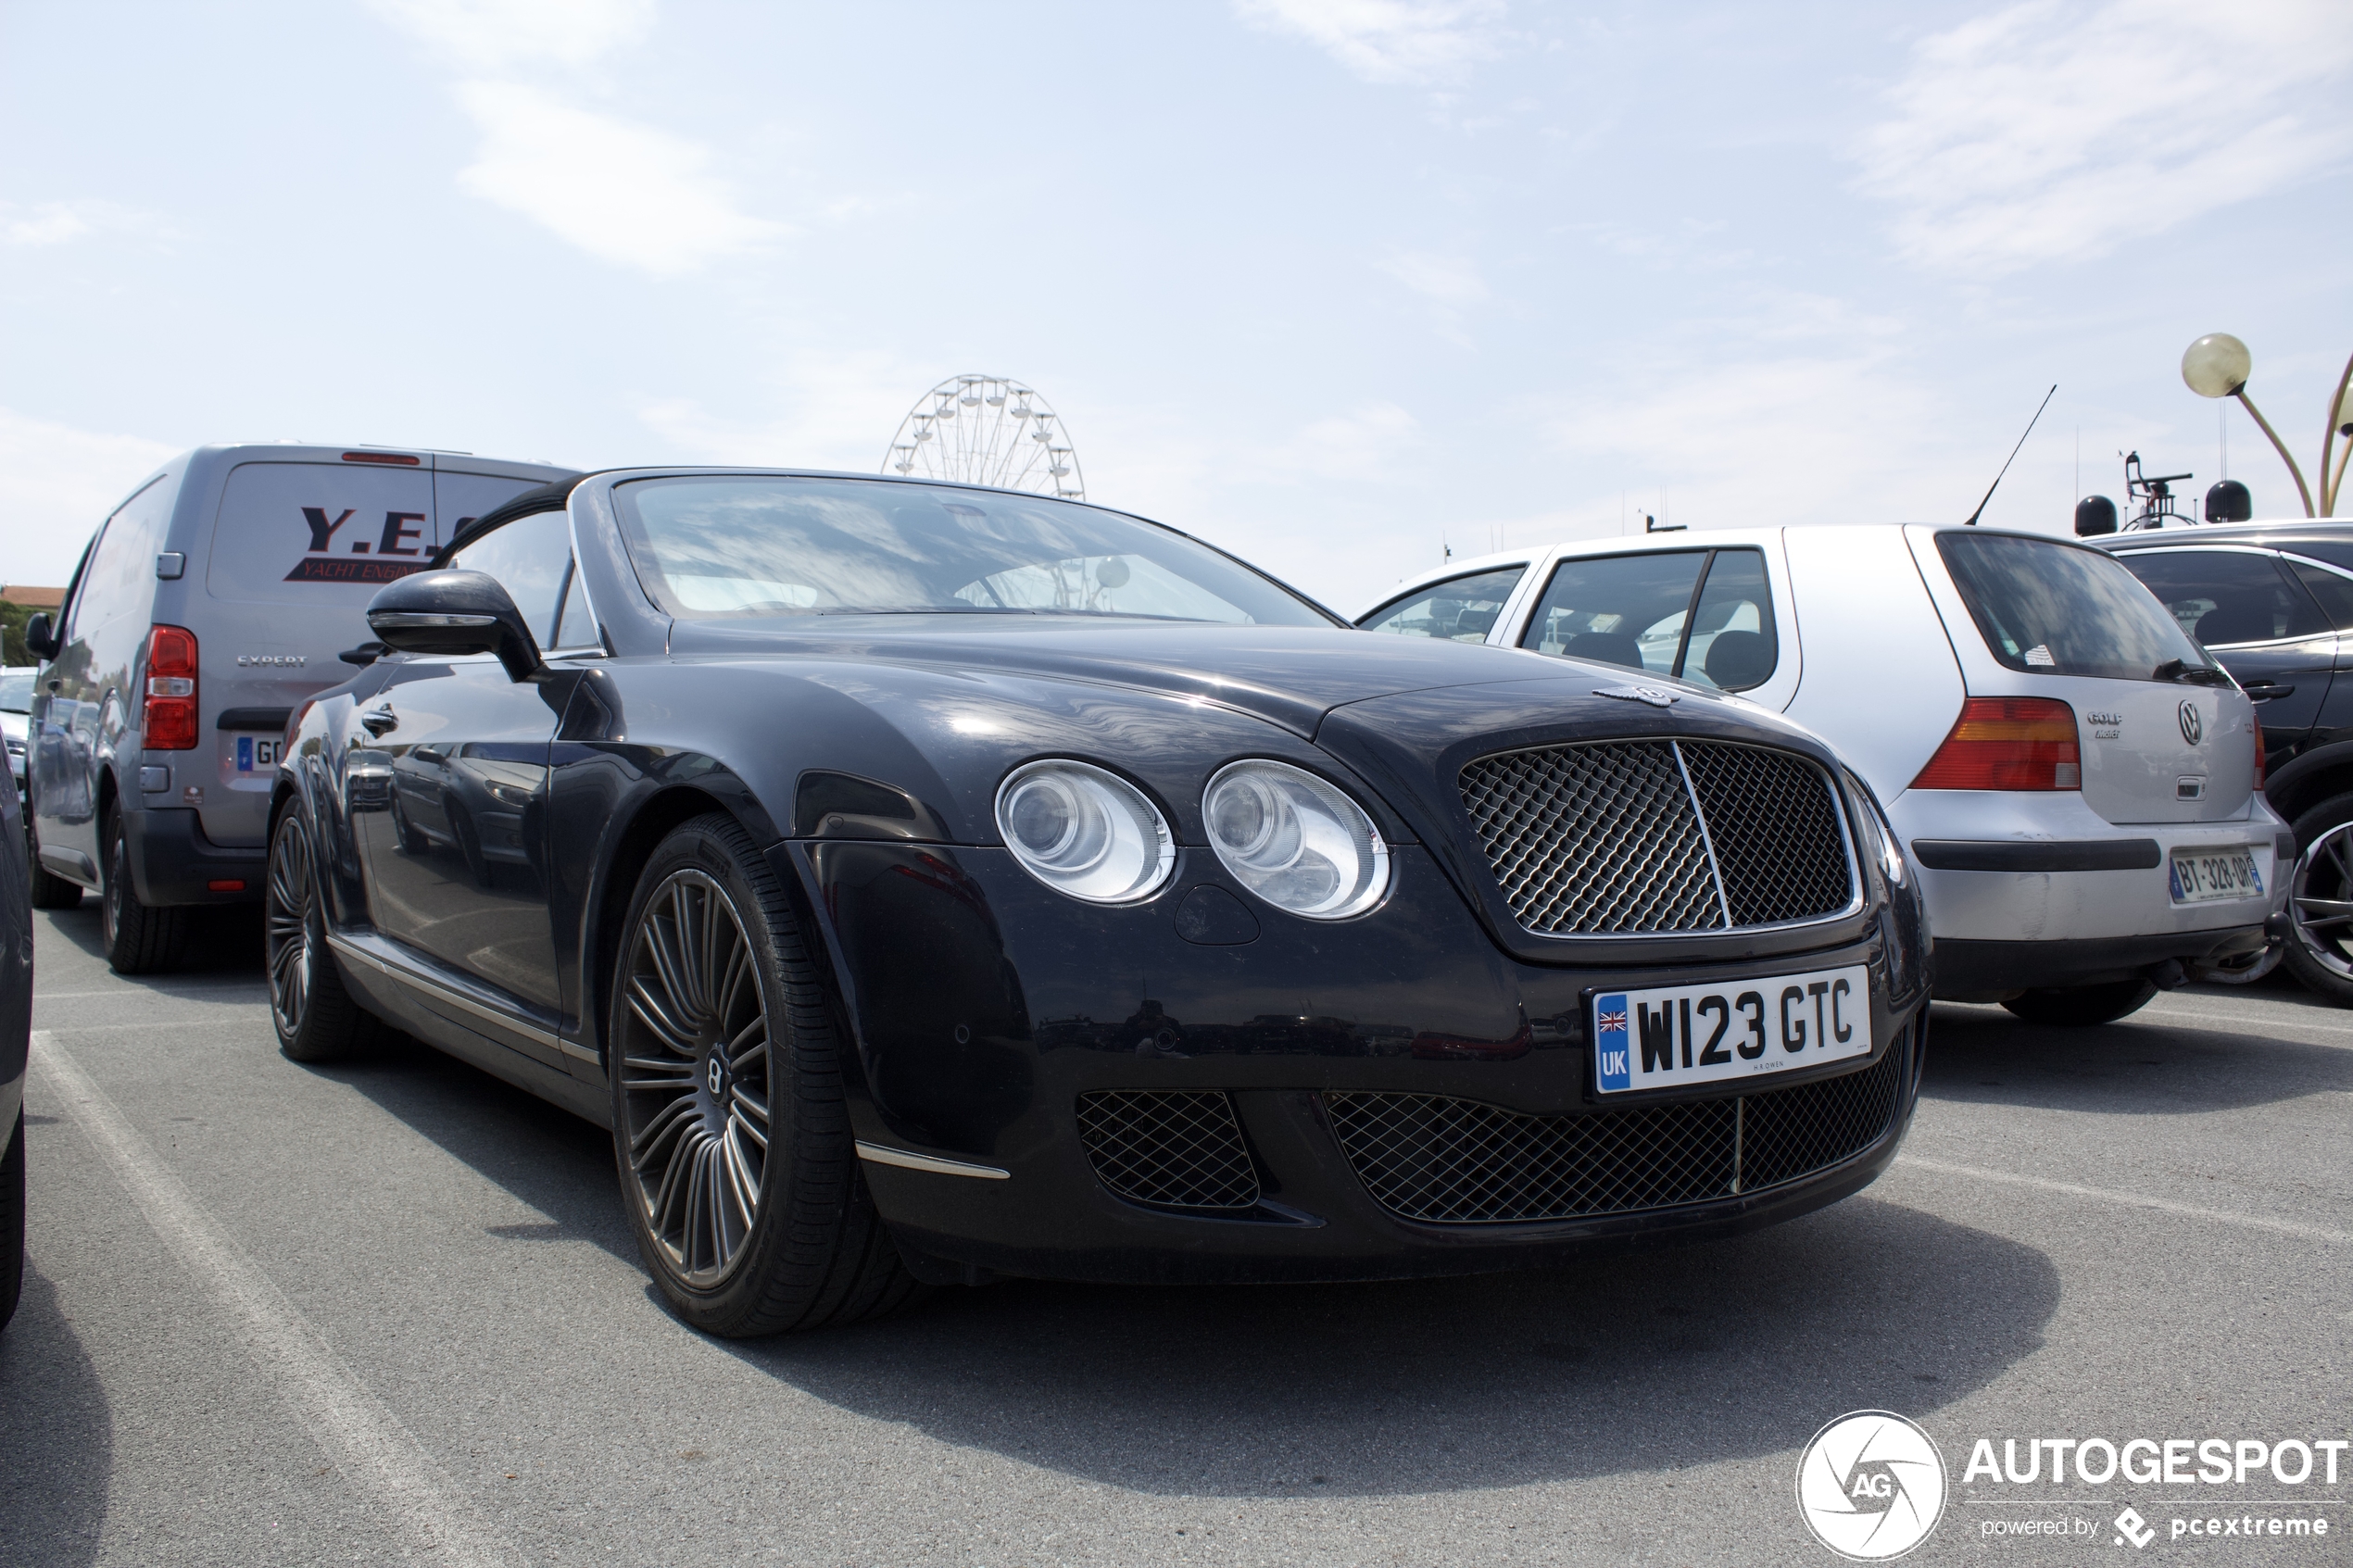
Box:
[360,706,398,737]
[2241,682,2295,701]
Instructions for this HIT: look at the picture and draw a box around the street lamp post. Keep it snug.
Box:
[2181,333,2353,518]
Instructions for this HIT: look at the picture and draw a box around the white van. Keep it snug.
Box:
[1357,525,2291,1025]
[24,444,575,972]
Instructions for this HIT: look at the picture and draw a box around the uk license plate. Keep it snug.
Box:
[2168,847,2262,904]
[1592,964,1871,1095]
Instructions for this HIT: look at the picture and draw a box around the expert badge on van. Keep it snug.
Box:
[22,444,577,972]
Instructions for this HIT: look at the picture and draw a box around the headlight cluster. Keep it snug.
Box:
[995,757,1390,920]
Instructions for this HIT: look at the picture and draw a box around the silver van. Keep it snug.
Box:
[23,444,574,972]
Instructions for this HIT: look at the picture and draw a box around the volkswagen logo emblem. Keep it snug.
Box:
[2178,700,2203,746]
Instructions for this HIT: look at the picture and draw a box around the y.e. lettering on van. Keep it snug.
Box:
[283,507,435,584]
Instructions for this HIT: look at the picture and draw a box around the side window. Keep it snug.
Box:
[1356,566,1526,641]
[552,558,597,649]
[2288,560,2353,633]
[1684,549,1778,691]
[1518,550,1708,676]
[447,510,573,644]
[73,475,174,638]
[2112,549,2327,646]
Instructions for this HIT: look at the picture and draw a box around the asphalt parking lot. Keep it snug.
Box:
[5,903,2347,1567]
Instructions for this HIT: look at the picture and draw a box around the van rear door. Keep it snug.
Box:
[1910,527,2256,826]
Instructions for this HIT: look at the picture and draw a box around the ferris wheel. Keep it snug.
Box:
[880,375,1086,500]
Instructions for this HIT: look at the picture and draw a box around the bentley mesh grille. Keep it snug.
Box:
[1456,739,1853,935]
[1076,1090,1261,1210]
[1325,1038,1907,1224]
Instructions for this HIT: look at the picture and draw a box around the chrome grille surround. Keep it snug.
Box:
[1076,1089,1261,1210]
[1457,738,1857,936]
[1325,1036,1909,1225]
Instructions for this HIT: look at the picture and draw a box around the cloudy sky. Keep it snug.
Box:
[2,0,2347,609]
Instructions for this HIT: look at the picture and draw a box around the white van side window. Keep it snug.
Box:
[77,475,175,634]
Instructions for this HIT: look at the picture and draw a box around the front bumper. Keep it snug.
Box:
[781,840,1931,1286]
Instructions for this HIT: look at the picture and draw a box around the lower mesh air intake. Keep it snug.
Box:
[1076,1089,1262,1210]
[1325,1037,1908,1224]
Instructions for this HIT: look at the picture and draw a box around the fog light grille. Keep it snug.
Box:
[1076,1090,1261,1210]
[1326,1037,1907,1224]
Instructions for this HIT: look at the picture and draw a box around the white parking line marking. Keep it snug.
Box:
[1895,1155,2351,1245]
[34,985,270,1001]
[30,1032,514,1568]
[2141,1000,2353,1039]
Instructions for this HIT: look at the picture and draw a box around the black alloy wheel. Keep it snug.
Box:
[610,813,923,1336]
[100,808,184,974]
[264,806,381,1062]
[2001,977,2159,1027]
[2282,794,2353,1007]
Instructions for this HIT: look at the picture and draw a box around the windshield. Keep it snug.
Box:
[0,668,33,712]
[1937,533,2207,681]
[612,476,1331,626]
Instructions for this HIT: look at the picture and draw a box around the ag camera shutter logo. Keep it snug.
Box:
[1795,1411,1947,1560]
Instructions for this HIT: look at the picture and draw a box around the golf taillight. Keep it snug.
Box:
[1911,696,2080,791]
[2253,711,2266,791]
[144,624,199,750]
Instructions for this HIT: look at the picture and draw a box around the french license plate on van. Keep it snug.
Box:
[1592,965,1869,1095]
[2168,847,2262,904]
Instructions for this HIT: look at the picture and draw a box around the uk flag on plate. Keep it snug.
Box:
[1594,994,1631,1091]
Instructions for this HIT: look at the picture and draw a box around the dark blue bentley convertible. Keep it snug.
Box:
[268,470,1930,1336]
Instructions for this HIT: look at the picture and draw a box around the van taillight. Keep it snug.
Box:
[2253,711,2266,791]
[144,624,199,750]
[1911,696,2080,791]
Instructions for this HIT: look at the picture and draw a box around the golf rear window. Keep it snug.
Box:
[1935,533,2203,682]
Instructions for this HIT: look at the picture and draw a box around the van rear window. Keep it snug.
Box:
[205,462,439,604]
[1935,533,2205,681]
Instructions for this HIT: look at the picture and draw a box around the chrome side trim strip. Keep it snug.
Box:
[854,1141,1010,1181]
[323,933,595,1061]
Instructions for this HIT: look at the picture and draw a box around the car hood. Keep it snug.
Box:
[663,615,1623,737]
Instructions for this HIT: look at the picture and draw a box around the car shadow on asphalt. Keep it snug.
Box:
[719,1193,2057,1498]
[36,903,267,978]
[1922,997,2353,1114]
[0,1266,112,1568]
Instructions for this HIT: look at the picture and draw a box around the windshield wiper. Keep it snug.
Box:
[2154,658,2233,686]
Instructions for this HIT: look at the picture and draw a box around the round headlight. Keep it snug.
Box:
[1202,759,1390,920]
[995,760,1175,904]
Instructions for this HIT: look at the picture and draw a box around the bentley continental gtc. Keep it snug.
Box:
[267,470,1931,1335]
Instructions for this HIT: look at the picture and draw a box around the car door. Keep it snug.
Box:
[2110,546,2335,764]
[2272,549,2353,754]
[349,509,575,1054]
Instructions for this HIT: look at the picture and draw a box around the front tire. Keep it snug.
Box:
[265,806,382,1062]
[100,809,185,973]
[2281,796,2353,1006]
[2001,977,2159,1027]
[610,813,922,1336]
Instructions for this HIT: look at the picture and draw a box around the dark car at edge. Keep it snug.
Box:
[265,468,1933,1335]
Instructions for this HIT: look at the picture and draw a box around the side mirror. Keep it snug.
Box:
[365,570,545,683]
[2073,495,2119,537]
[22,612,57,661]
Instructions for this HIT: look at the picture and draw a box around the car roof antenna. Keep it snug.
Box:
[1962,383,2057,526]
